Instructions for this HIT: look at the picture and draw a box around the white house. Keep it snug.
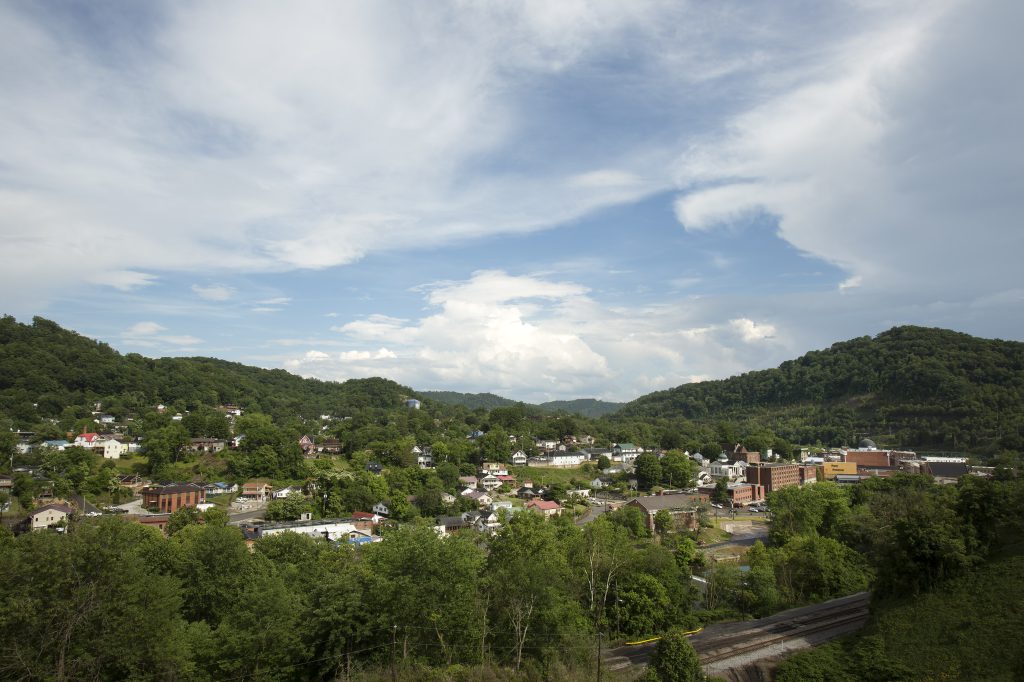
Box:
[272,486,299,499]
[99,438,128,460]
[549,451,586,467]
[28,503,75,531]
[613,443,643,464]
[479,474,501,491]
[372,501,390,516]
[511,450,528,466]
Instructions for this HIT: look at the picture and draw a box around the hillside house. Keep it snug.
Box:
[26,502,75,531]
[525,499,562,517]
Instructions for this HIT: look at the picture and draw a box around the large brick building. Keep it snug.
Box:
[697,482,764,507]
[745,462,801,494]
[141,483,206,513]
[627,492,707,531]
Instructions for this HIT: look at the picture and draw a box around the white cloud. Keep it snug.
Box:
[125,321,166,336]
[673,0,1024,300]
[285,270,792,401]
[122,321,202,349]
[0,1,854,308]
[192,284,235,301]
[729,318,776,343]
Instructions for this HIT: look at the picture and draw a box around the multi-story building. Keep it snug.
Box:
[141,483,206,513]
[745,462,801,494]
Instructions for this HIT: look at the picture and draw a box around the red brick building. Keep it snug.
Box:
[844,450,891,467]
[745,462,801,494]
[141,483,206,513]
[698,482,764,506]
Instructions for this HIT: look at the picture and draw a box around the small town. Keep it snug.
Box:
[1,1,1020,679]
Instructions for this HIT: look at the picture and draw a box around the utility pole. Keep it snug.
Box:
[596,632,603,682]
[390,625,398,682]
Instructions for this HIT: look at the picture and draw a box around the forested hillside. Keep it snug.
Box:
[539,398,623,418]
[420,391,623,418]
[0,316,417,424]
[419,390,518,410]
[616,326,1024,455]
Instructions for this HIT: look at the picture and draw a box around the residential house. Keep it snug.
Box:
[240,479,274,502]
[516,486,538,500]
[458,475,479,489]
[365,461,384,475]
[525,499,562,517]
[481,462,509,476]
[346,512,381,533]
[496,474,517,489]
[231,435,245,448]
[511,450,528,466]
[318,438,342,454]
[440,492,456,505]
[98,414,116,424]
[203,481,238,496]
[0,474,13,494]
[434,515,470,536]
[299,435,317,458]
[612,443,643,464]
[73,432,101,448]
[463,490,492,507]
[42,439,70,451]
[26,502,75,531]
[414,445,434,469]
[489,500,514,514]
[479,474,501,491]
[142,483,206,513]
[470,511,501,533]
[188,438,226,454]
[273,486,299,499]
[589,477,609,490]
[567,488,591,501]
[372,501,390,516]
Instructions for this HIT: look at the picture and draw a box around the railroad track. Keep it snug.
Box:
[603,592,871,673]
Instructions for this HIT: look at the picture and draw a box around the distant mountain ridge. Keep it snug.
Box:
[0,316,417,424]
[615,325,1024,454]
[419,391,623,417]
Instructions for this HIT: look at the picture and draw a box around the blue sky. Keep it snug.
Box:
[2,1,1022,402]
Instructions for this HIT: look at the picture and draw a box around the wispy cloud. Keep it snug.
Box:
[191,284,235,301]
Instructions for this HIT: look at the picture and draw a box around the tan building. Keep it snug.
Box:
[27,502,75,531]
[818,462,858,480]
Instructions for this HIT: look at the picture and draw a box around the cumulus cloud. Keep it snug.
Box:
[285,271,791,401]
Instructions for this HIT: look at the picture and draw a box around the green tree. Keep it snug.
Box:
[635,453,663,491]
[265,492,313,521]
[646,626,704,682]
[654,509,674,536]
